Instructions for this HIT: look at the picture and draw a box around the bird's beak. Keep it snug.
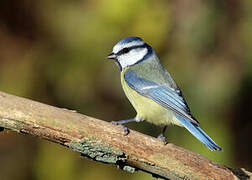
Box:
[107,52,116,60]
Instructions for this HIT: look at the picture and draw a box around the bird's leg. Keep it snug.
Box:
[157,126,167,144]
[112,118,137,136]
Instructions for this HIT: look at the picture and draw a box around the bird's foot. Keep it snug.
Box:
[112,118,137,136]
[112,121,130,136]
[121,125,130,136]
[157,134,167,145]
[111,121,119,125]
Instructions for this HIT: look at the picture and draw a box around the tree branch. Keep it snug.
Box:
[0,91,250,180]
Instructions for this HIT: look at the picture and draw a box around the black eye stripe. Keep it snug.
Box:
[121,48,130,54]
[116,43,147,56]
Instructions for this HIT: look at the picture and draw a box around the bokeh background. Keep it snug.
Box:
[0,0,251,179]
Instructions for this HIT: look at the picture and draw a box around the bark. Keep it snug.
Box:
[0,91,250,180]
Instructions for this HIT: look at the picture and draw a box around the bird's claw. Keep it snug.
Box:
[111,121,129,136]
[121,125,129,136]
[111,121,119,125]
[157,134,167,145]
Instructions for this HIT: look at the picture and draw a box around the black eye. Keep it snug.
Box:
[117,47,132,56]
[121,48,130,54]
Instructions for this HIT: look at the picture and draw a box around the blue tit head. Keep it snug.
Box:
[108,37,153,71]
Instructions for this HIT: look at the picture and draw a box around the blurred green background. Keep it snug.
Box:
[0,0,251,179]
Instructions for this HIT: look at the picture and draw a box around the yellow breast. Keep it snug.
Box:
[121,68,179,126]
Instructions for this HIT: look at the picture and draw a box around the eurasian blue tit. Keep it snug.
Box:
[108,37,222,151]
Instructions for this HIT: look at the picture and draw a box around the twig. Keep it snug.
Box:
[0,91,250,180]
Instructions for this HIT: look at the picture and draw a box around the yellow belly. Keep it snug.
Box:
[121,69,181,126]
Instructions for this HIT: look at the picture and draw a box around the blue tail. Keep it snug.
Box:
[176,115,222,151]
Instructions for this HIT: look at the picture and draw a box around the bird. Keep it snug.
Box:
[107,37,222,151]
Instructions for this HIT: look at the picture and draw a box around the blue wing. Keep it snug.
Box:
[124,70,198,125]
[124,70,222,151]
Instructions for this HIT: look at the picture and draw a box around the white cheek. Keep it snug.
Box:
[118,48,148,69]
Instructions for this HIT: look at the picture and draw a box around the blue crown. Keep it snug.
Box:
[117,37,143,45]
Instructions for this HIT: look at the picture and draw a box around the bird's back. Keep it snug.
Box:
[128,55,178,90]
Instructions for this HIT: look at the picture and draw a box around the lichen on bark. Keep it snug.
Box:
[70,137,126,164]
